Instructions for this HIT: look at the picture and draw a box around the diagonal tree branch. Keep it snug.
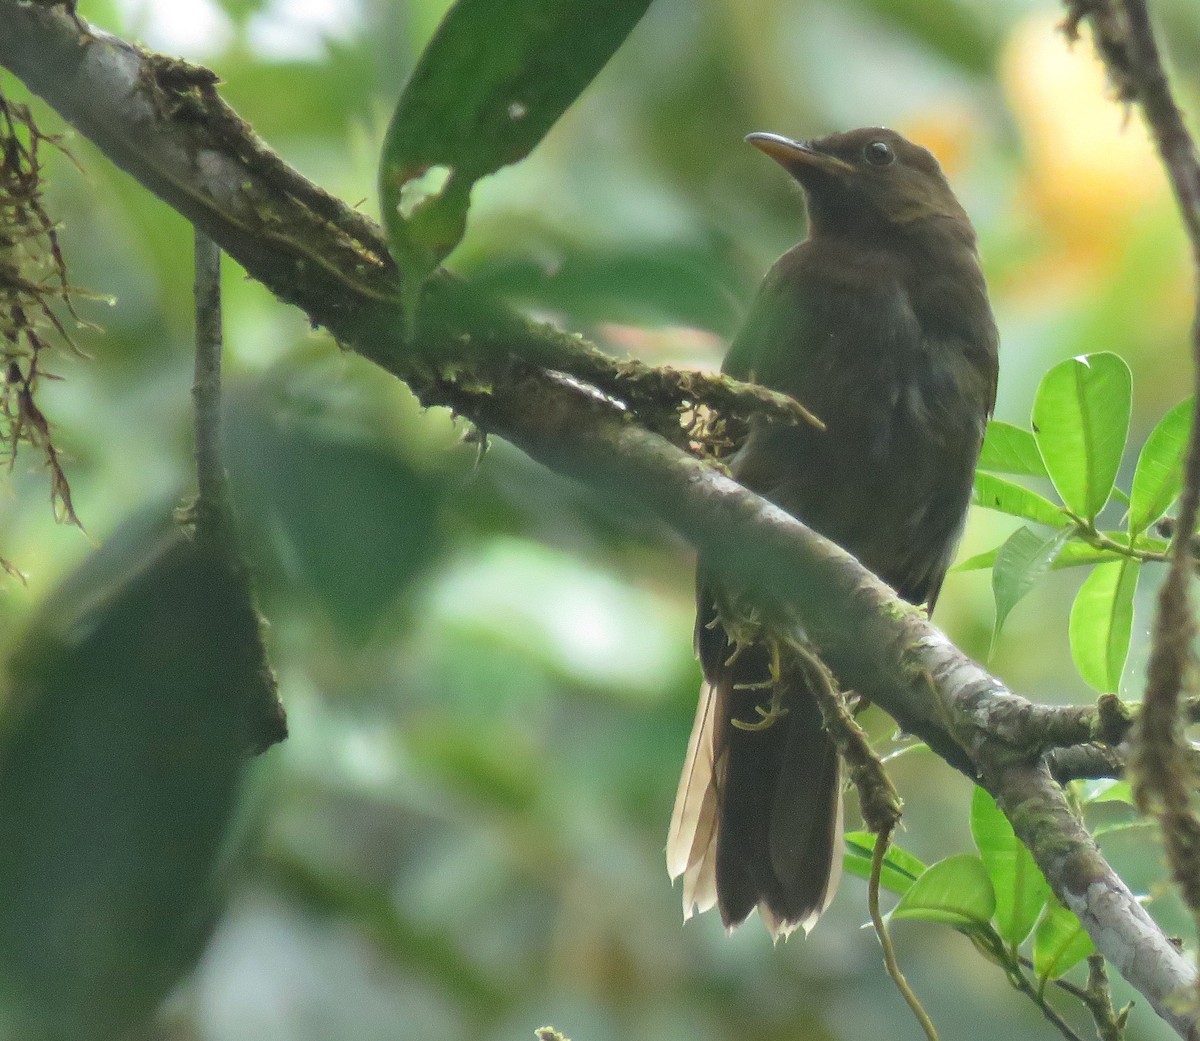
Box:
[1,4,1196,1037]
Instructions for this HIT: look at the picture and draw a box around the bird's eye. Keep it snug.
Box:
[863,140,895,167]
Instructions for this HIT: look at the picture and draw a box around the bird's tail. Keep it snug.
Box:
[667,605,843,939]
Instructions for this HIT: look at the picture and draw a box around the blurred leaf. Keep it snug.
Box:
[261,849,509,1017]
[970,788,1050,947]
[1032,353,1131,521]
[379,0,652,292]
[1069,559,1140,692]
[407,724,539,813]
[225,392,447,641]
[1033,899,1094,981]
[852,0,1003,74]
[1083,779,1135,805]
[843,831,928,896]
[0,513,276,1041]
[1129,397,1193,536]
[978,420,1048,478]
[891,854,996,930]
[465,239,748,335]
[990,525,1071,649]
[972,472,1069,528]
[219,52,378,141]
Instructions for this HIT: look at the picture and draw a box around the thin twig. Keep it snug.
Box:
[190,230,230,536]
[869,829,939,1041]
[1007,964,1090,1041]
[1083,954,1129,1041]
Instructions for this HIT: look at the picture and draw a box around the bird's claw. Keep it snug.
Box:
[731,702,790,732]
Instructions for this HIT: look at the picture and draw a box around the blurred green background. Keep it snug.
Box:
[2,0,1199,1038]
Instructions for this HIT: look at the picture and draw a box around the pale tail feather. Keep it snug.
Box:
[667,681,720,883]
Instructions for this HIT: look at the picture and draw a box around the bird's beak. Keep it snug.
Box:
[746,132,852,180]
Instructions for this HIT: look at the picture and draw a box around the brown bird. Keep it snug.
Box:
[667,127,999,938]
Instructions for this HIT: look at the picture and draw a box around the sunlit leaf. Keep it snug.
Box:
[979,420,1048,478]
[1129,398,1193,536]
[970,788,1050,947]
[1032,353,1131,521]
[1033,899,1094,981]
[1069,559,1140,692]
[990,526,1071,648]
[891,854,996,930]
[973,472,1069,528]
[843,831,928,896]
[379,0,652,295]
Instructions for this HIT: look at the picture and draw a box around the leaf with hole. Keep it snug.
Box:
[379,0,652,300]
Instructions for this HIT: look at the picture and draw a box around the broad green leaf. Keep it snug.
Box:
[0,514,278,1040]
[973,473,1070,528]
[379,0,652,296]
[1032,353,1131,521]
[978,421,1048,477]
[843,831,928,896]
[891,854,996,930]
[970,788,1051,947]
[1069,559,1140,692]
[1129,398,1193,535]
[990,526,1072,649]
[1033,899,1095,980]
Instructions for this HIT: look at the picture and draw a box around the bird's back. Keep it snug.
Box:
[725,225,997,607]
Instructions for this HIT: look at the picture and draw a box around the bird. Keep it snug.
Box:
[666,127,999,939]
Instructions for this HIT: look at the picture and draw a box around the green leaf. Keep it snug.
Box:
[1032,352,1132,521]
[843,832,928,896]
[973,472,1070,528]
[379,0,652,296]
[978,421,1048,478]
[0,513,279,1041]
[225,395,448,642]
[1033,899,1095,981]
[1129,398,1193,535]
[1083,779,1135,805]
[990,526,1072,648]
[1069,559,1140,692]
[970,788,1051,947]
[952,547,1001,572]
[891,854,996,930]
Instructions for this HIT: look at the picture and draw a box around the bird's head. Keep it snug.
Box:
[747,127,971,241]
